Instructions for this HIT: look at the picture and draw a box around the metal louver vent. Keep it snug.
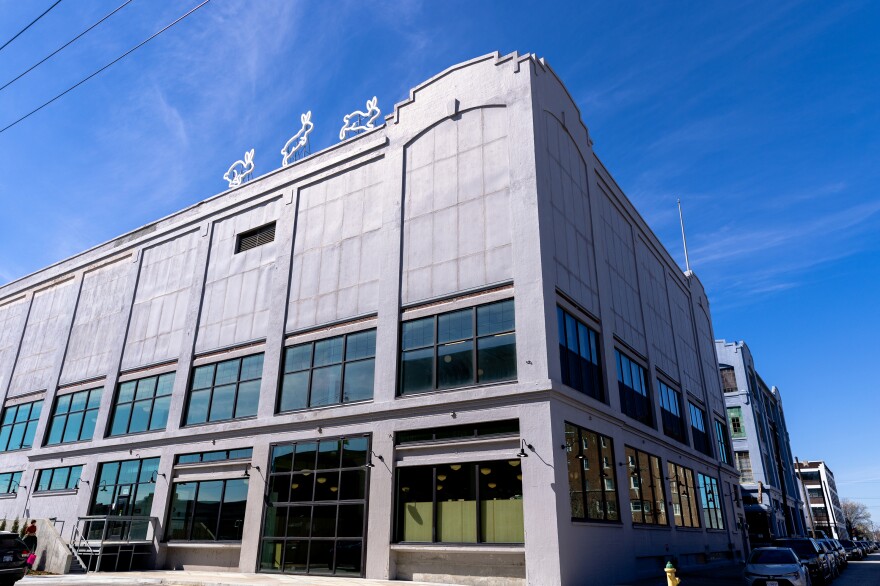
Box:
[236,222,276,253]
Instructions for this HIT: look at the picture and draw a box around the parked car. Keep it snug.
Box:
[0,532,28,586]
[817,540,841,578]
[828,539,848,569]
[774,537,834,585]
[839,539,862,560]
[744,547,811,586]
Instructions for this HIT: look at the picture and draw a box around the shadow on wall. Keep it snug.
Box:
[33,518,73,574]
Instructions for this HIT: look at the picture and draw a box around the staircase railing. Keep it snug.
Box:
[68,522,94,573]
[70,516,157,572]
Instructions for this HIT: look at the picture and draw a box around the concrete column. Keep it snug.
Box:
[238,440,271,572]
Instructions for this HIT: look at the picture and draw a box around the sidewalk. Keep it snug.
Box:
[619,562,744,586]
[20,571,450,586]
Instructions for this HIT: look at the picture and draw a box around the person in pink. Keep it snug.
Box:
[25,552,36,573]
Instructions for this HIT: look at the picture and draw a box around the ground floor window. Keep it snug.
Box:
[89,457,160,540]
[564,422,619,522]
[625,446,667,526]
[395,460,524,543]
[166,479,248,541]
[260,436,369,576]
[698,473,724,529]
[667,462,700,528]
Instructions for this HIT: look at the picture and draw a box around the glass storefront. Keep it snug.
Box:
[89,457,160,540]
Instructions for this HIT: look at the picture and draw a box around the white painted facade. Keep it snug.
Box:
[0,52,743,585]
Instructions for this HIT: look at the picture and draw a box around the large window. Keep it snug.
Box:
[625,446,667,526]
[715,419,732,465]
[396,461,524,544]
[667,462,700,528]
[176,448,253,465]
[0,400,43,452]
[615,350,653,427]
[727,406,745,438]
[47,388,102,445]
[556,307,603,401]
[396,420,519,445]
[735,451,754,483]
[279,329,376,412]
[698,473,724,529]
[36,465,83,492]
[658,380,686,444]
[109,373,174,436]
[400,299,516,395]
[720,366,737,393]
[260,436,370,576]
[689,402,712,457]
[0,471,22,494]
[185,353,263,425]
[89,457,160,540]
[565,422,619,522]
[167,479,248,541]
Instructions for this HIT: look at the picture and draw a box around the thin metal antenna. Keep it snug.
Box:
[677,199,691,272]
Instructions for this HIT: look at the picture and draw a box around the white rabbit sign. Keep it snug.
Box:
[339,96,381,140]
[281,111,314,166]
[223,149,255,188]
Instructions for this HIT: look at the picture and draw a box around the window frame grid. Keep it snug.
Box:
[260,435,371,577]
[175,448,254,465]
[667,462,700,528]
[165,478,248,542]
[36,464,83,493]
[727,406,746,438]
[0,471,22,494]
[688,402,713,457]
[556,306,604,402]
[399,299,516,396]
[624,446,668,527]
[278,329,377,413]
[0,400,44,453]
[698,473,724,530]
[714,419,732,465]
[565,422,620,523]
[614,350,654,428]
[109,372,175,437]
[657,380,687,444]
[46,387,102,446]
[89,457,160,521]
[735,451,754,483]
[184,353,264,426]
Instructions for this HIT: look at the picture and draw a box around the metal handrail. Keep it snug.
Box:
[70,515,158,572]
[68,523,94,573]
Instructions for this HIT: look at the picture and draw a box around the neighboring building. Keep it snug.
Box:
[0,52,743,585]
[716,340,805,544]
[795,460,848,540]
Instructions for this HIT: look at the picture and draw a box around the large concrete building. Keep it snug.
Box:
[795,461,847,540]
[716,340,805,544]
[0,52,743,585]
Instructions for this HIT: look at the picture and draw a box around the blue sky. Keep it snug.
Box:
[1,1,878,518]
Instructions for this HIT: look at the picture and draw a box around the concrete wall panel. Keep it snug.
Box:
[667,277,701,397]
[636,239,678,377]
[0,297,28,395]
[8,280,77,396]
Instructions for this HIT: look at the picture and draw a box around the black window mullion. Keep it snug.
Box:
[475,462,482,542]
[431,465,438,542]
[432,317,438,391]
[471,308,477,385]
[307,342,316,407]
[187,482,200,541]
[216,480,227,539]
[578,429,587,519]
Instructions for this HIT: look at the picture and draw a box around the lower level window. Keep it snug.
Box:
[565,422,619,522]
[36,465,82,492]
[167,479,248,541]
[698,473,724,529]
[625,446,667,526]
[0,471,22,494]
[396,461,524,543]
[667,462,700,528]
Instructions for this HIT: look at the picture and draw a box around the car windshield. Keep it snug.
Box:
[0,536,23,549]
[750,549,799,564]
[841,540,855,547]
[775,540,816,559]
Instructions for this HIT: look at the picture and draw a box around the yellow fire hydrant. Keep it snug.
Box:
[665,561,680,586]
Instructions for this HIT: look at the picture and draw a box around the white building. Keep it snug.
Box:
[795,460,847,540]
[0,52,743,585]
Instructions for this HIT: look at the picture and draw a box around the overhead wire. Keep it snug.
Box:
[0,0,212,136]
[0,0,136,94]
[0,0,66,54]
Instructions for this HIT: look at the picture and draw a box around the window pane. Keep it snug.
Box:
[311,505,337,538]
[437,463,477,542]
[87,389,103,408]
[310,365,342,407]
[192,365,215,389]
[208,384,236,421]
[314,471,340,501]
[186,389,210,425]
[402,317,434,350]
[156,373,175,396]
[80,409,98,441]
[111,404,132,436]
[283,540,308,572]
[271,445,294,473]
[240,354,264,380]
[337,504,364,537]
[341,437,368,468]
[437,340,474,388]
[401,348,434,394]
[280,372,310,412]
[313,337,344,367]
[62,411,84,443]
[317,440,341,470]
[149,396,171,430]
[334,540,363,576]
[285,344,312,372]
[477,299,514,336]
[346,330,376,361]
[22,422,38,450]
[217,480,248,540]
[47,416,65,445]
[477,333,516,383]
[56,394,73,414]
[397,467,433,542]
[129,400,151,433]
[293,442,318,471]
[308,539,334,572]
[50,467,70,491]
[286,506,310,537]
[118,381,137,402]
[136,378,157,400]
[215,359,240,386]
[263,507,286,538]
[192,481,223,540]
[168,483,197,540]
[343,360,374,403]
[235,380,260,418]
[480,460,524,543]
[577,323,594,362]
[340,470,366,500]
[261,540,283,571]
[268,474,290,504]
[438,309,473,343]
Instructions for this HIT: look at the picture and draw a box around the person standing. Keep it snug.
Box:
[23,520,37,552]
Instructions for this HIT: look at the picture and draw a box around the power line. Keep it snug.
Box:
[0,0,136,94]
[0,0,211,136]
[0,0,65,54]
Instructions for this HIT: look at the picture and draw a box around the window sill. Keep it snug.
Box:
[182,415,258,429]
[277,398,373,416]
[397,378,518,399]
[633,523,672,530]
[0,493,17,500]
[164,541,242,549]
[107,428,167,440]
[570,518,623,527]
[390,543,524,554]
[32,489,77,497]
